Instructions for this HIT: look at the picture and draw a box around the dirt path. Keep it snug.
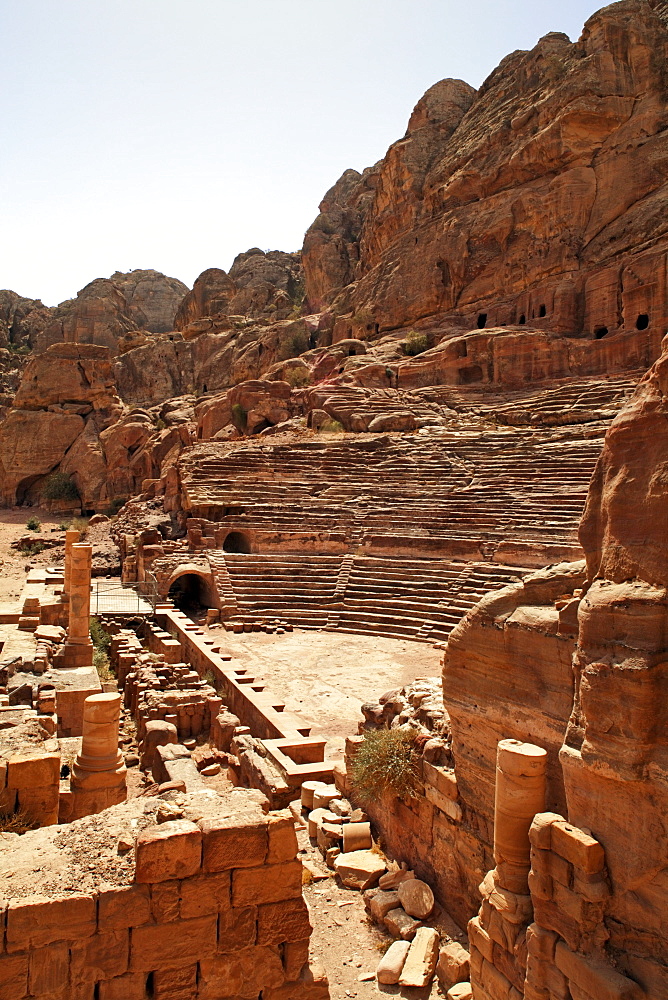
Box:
[203,626,441,757]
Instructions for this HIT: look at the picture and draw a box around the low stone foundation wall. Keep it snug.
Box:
[0,788,329,1000]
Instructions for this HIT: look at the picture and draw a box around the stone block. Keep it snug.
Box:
[377,939,411,984]
[232,861,303,906]
[447,985,473,1000]
[28,942,69,995]
[267,811,298,863]
[6,893,96,951]
[17,783,60,826]
[369,889,400,921]
[526,953,570,1000]
[531,848,571,887]
[257,897,312,946]
[532,897,581,953]
[198,945,285,999]
[384,907,421,940]
[333,850,386,890]
[134,819,202,882]
[150,881,180,923]
[283,939,310,981]
[399,926,440,988]
[554,942,644,1000]
[217,905,257,952]
[153,963,198,1000]
[550,821,605,874]
[263,961,329,1000]
[6,752,60,788]
[468,915,494,963]
[130,915,217,971]
[179,871,231,919]
[0,953,29,1000]
[98,884,151,930]
[480,956,515,1000]
[437,940,470,988]
[529,813,563,850]
[528,869,553,901]
[200,814,268,871]
[526,923,558,962]
[70,929,129,983]
[98,972,148,1000]
[426,783,463,821]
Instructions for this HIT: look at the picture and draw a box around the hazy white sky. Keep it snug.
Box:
[2,0,602,306]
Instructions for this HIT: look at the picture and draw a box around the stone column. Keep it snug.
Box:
[493,739,547,892]
[69,692,127,819]
[61,542,94,667]
[63,528,81,597]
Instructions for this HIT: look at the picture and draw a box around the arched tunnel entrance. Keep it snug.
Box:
[168,572,213,612]
[223,531,251,553]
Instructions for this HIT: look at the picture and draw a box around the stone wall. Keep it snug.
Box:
[0,790,328,1000]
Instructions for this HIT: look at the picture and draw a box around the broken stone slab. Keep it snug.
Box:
[447,984,473,1000]
[437,941,470,988]
[378,868,415,890]
[377,940,411,984]
[398,877,435,919]
[399,926,440,988]
[384,906,421,940]
[370,889,401,921]
[34,625,66,643]
[333,849,387,890]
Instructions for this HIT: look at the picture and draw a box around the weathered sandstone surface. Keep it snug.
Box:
[441,332,668,997]
[302,1,668,358]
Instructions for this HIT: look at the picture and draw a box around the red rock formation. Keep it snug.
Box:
[302,1,668,360]
[35,269,187,355]
[442,332,668,996]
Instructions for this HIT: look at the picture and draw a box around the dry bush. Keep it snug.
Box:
[350,727,421,803]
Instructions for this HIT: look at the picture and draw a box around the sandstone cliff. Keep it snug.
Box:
[302,0,668,358]
[34,269,188,355]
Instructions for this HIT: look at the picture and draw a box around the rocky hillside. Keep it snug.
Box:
[1,0,667,510]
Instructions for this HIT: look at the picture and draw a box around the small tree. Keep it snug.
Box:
[42,472,80,502]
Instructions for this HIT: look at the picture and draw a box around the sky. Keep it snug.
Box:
[1,0,603,307]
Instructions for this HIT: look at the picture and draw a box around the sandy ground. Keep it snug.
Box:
[203,626,441,758]
[0,506,68,607]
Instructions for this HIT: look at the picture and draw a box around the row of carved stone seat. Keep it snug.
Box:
[222,554,343,628]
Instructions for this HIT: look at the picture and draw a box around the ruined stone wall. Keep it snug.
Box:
[0,792,327,1000]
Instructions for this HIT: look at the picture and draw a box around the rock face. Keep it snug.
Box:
[35,269,188,355]
[174,249,303,335]
[0,344,123,507]
[0,290,53,349]
[302,1,668,359]
[441,333,668,997]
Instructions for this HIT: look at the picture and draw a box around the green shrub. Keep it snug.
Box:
[90,617,111,653]
[19,540,45,556]
[231,403,248,432]
[279,331,309,361]
[93,647,114,681]
[41,472,79,502]
[350,728,421,803]
[403,331,429,356]
[108,497,126,515]
[284,368,311,388]
[26,516,41,532]
[67,516,89,539]
[318,419,344,434]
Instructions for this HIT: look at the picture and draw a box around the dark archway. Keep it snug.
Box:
[223,531,251,554]
[168,573,210,611]
[477,313,487,329]
[594,326,609,340]
[636,313,649,331]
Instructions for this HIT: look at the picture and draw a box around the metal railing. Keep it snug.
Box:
[93,579,158,615]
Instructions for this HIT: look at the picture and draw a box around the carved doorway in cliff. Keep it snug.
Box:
[223,531,251,554]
